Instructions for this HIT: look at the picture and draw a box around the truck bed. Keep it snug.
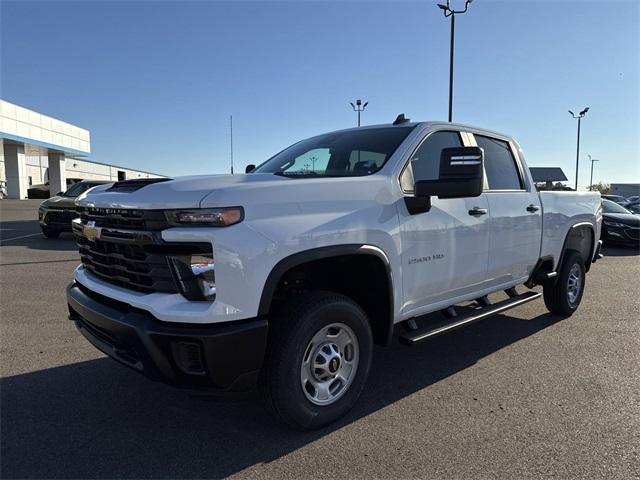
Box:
[539,191,602,268]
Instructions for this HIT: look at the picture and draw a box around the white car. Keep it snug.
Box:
[68,118,602,429]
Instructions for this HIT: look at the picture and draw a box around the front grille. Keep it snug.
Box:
[44,209,77,225]
[76,234,178,293]
[626,228,640,241]
[74,207,211,294]
[77,207,170,231]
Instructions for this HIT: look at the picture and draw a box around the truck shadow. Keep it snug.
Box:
[1,311,561,479]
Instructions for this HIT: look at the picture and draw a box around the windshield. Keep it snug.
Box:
[63,182,99,197]
[253,126,415,177]
[602,199,631,214]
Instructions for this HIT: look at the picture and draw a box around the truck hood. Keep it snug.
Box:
[76,174,287,210]
[603,212,640,226]
[76,173,393,222]
[41,195,77,209]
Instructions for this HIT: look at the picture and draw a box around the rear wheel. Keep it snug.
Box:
[259,291,373,430]
[543,249,585,316]
[41,226,60,238]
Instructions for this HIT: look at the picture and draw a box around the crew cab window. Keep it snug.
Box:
[400,130,462,192]
[475,135,523,190]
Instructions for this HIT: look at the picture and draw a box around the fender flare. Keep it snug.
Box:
[257,244,395,344]
[557,221,597,272]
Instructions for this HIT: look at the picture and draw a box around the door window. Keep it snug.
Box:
[400,131,463,192]
[475,135,523,190]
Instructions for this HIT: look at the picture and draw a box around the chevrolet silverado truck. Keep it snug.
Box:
[67,118,602,430]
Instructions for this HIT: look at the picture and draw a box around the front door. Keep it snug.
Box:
[398,129,491,316]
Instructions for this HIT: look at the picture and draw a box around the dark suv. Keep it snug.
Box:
[38,180,111,238]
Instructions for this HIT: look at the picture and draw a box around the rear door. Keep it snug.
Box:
[398,129,491,315]
[471,133,542,285]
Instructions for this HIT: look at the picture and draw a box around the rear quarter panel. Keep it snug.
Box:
[539,191,602,269]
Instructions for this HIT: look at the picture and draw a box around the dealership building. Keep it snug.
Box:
[0,99,163,199]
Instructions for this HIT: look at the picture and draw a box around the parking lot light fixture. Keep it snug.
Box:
[569,107,589,190]
[350,99,368,127]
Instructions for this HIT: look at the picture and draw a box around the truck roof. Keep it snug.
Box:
[332,120,514,141]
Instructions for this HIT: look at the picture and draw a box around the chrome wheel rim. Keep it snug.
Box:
[567,264,582,306]
[300,323,359,406]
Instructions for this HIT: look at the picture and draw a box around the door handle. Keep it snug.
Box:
[526,204,540,213]
[468,207,488,217]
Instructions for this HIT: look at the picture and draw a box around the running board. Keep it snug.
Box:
[399,291,542,346]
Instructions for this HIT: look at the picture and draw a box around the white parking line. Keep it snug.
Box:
[0,232,43,243]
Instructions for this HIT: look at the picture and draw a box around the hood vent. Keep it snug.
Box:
[106,178,172,193]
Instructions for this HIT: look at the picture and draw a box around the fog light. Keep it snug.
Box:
[169,254,216,301]
[172,341,205,375]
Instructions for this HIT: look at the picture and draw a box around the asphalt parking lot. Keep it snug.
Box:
[1,199,639,479]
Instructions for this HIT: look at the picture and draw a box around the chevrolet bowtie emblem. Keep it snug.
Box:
[83,221,102,241]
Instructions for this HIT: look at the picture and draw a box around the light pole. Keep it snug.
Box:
[350,99,368,127]
[568,107,589,190]
[588,154,600,191]
[438,0,473,123]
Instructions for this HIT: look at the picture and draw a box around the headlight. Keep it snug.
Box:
[169,254,216,301]
[38,206,44,220]
[165,207,243,227]
[604,220,626,228]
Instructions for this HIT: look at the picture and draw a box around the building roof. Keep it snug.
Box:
[0,99,90,156]
[529,167,568,183]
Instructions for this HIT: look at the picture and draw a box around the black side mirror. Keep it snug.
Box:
[414,146,484,199]
[56,192,64,196]
[245,164,256,174]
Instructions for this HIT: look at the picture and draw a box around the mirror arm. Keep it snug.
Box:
[404,195,431,215]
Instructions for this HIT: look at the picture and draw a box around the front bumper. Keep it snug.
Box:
[40,208,77,230]
[67,281,268,391]
[603,225,640,245]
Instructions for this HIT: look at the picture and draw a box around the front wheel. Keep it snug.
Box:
[41,226,60,238]
[543,249,585,316]
[259,291,373,430]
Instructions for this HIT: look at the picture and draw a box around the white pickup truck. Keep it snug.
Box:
[68,118,602,430]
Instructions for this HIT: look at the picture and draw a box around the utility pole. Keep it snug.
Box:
[569,107,589,190]
[230,115,234,175]
[438,0,473,122]
[588,154,600,191]
[350,99,368,127]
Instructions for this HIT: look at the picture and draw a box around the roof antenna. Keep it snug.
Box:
[393,113,410,125]
[230,115,234,175]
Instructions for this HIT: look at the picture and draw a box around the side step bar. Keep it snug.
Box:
[399,291,542,346]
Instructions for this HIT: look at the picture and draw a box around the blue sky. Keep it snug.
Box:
[1,0,638,187]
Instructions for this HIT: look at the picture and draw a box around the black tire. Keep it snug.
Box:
[259,291,373,430]
[543,249,585,316]
[41,226,60,238]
